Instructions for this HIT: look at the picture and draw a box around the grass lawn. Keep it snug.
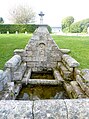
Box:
[0,34,32,69]
[0,34,89,69]
[53,35,89,69]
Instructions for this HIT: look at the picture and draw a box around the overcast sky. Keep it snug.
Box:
[0,0,89,26]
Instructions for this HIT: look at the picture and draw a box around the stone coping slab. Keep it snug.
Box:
[0,99,89,119]
[62,54,80,68]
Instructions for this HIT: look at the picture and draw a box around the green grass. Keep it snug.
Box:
[0,34,32,69]
[0,34,89,69]
[53,35,89,69]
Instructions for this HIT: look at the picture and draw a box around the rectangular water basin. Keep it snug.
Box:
[16,84,70,100]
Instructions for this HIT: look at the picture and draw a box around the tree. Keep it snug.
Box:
[70,18,89,33]
[61,16,74,32]
[9,5,36,24]
[0,17,4,23]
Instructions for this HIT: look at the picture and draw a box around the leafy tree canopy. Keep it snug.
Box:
[61,16,74,31]
[9,4,36,24]
[70,18,89,33]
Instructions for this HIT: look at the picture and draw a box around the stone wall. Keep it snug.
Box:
[0,55,26,99]
[57,54,89,99]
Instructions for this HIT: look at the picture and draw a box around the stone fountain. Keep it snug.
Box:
[0,12,89,118]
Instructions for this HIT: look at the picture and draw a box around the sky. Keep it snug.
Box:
[0,0,89,26]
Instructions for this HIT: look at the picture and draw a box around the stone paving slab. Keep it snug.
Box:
[33,100,67,119]
[65,99,89,119]
[0,99,89,119]
[34,99,89,119]
[0,100,33,119]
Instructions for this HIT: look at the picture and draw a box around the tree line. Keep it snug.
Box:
[61,16,89,33]
[0,24,52,34]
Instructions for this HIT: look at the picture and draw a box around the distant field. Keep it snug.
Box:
[0,34,89,69]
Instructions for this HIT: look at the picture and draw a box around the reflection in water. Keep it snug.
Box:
[16,85,69,100]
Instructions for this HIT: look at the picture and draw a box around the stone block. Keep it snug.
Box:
[5,55,21,71]
[76,75,89,97]
[0,70,3,80]
[22,56,27,61]
[62,54,80,68]
[32,67,38,72]
[0,99,89,119]
[0,70,11,91]
[0,80,4,91]
[3,69,11,84]
[26,51,33,56]
[53,69,64,82]
[50,54,61,62]
[62,59,73,72]
[0,100,33,119]
[81,69,89,83]
[22,78,63,85]
[3,76,8,86]
[76,75,85,91]
[70,81,87,98]
[0,69,11,91]
[65,99,89,119]
[2,93,10,100]
[58,62,72,80]
[13,63,26,81]
[84,86,89,97]
[14,84,22,98]
[33,100,67,119]
[47,62,57,68]
[22,56,32,62]
[27,62,36,68]
[59,49,71,54]
[63,71,72,80]
[7,82,14,93]
[58,62,68,71]
[14,49,24,56]
[63,82,73,99]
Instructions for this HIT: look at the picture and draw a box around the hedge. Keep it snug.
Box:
[0,24,52,34]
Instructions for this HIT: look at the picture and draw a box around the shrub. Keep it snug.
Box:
[0,24,52,34]
[0,24,37,33]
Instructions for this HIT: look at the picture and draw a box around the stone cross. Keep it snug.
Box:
[38,11,45,24]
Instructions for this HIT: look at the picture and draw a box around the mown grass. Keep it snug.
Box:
[0,34,89,69]
[0,34,32,69]
[53,35,89,69]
